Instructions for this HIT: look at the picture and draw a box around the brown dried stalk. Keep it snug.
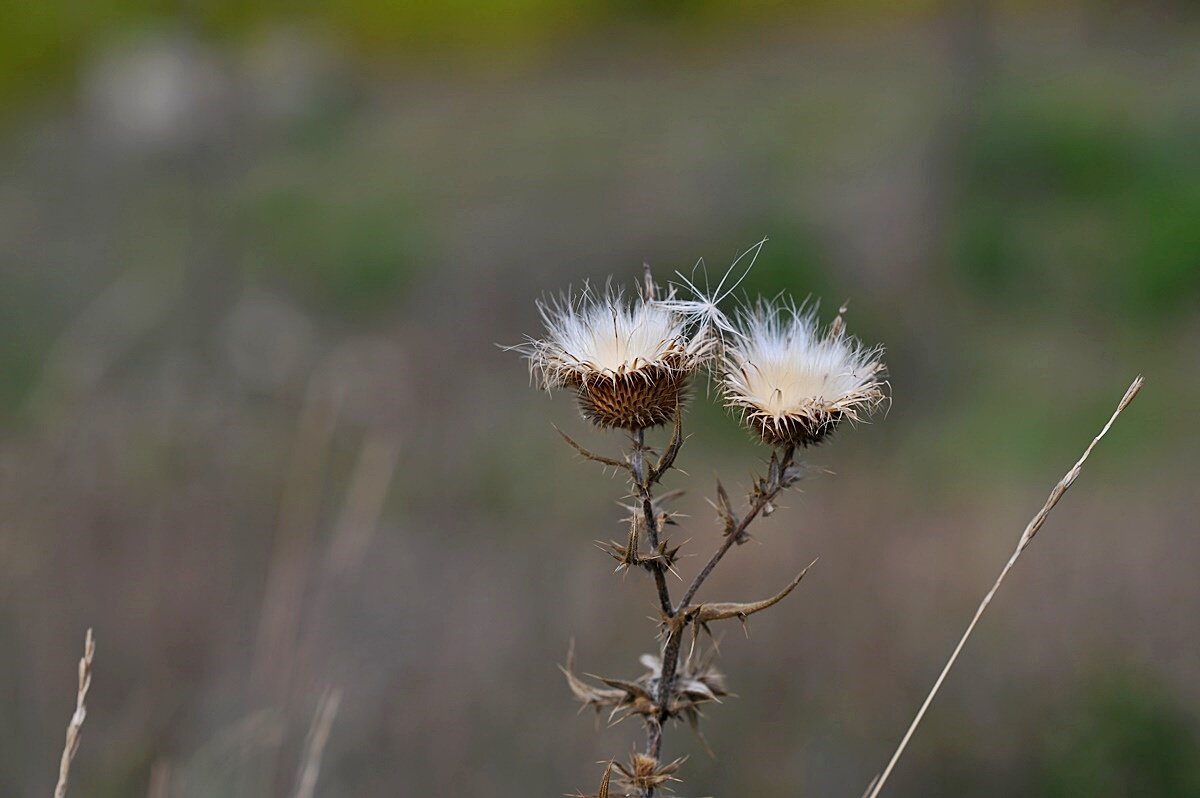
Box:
[630,425,679,623]
[54,628,95,798]
[864,376,1144,798]
[679,444,801,609]
[564,408,811,797]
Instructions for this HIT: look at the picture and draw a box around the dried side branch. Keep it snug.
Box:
[863,376,1144,798]
[684,559,817,625]
[55,628,95,798]
[678,446,799,610]
[556,426,632,472]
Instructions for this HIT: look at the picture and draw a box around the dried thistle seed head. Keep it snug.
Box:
[721,299,886,447]
[517,284,713,429]
[576,364,689,429]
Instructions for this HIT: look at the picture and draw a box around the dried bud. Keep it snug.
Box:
[613,753,686,794]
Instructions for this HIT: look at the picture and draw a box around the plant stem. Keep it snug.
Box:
[677,445,795,610]
[630,429,675,619]
[629,427,678,797]
[631,438,796,797]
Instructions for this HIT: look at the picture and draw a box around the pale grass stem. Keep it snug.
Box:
[863,376,1144,798]
[146,760,171,798]
[293,686,342,798]
[54,628,95,798]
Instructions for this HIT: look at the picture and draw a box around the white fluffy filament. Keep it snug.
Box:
[522,286,712,388]
[722,300,884,424]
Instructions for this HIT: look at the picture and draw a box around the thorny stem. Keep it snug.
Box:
[574,415,798,797]
[630,435,797,797]
[629,427,675,794]
[628,271,677,791]
[677,445,796,610]
[631,428,674,619]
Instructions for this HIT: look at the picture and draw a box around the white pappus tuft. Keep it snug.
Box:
[721,298,886,447]
[515,283,714,429]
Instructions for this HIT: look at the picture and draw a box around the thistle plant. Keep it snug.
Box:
[515,255,886,797]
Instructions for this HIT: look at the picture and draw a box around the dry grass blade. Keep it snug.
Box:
[863,376,1144,798]
[55,628,95,798]
[294,687,342,798]
[146,760,171,798]
[326,435,400,577]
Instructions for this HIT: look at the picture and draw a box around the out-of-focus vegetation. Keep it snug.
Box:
[238,188,423,316]
[0,0,959,103]
[1036,671,1200,797]
[954,89,1200,322]
[1,2,1198,796]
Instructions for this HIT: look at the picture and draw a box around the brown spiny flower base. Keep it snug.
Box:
[613,753,685,795]
[575,369,687,429]
[748,409,842,447]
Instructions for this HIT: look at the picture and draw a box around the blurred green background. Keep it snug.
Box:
[1,1,1198,796]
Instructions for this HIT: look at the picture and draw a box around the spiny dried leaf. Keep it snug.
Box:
[712,480,736,535]
[561,644,626,713]
[767,449,783,484]
[685,559,817,625]
[644,537,685,580]
[655,510,679,535]
[598,761,612,798]
[555,426,631,472]
[596,539,636,572]
[753,452,803,502]
[636,648,731,739]
[613,754,687,793]
[581,674,656,724]
[649,406,684,485]
[593,676,652,702]
[620,490,685,526]
[597,513,644,572]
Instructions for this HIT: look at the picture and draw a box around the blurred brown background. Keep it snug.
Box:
[2,1,1198,796]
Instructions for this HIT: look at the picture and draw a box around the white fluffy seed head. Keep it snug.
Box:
[721,299,886,446]
[516,284,714,428]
